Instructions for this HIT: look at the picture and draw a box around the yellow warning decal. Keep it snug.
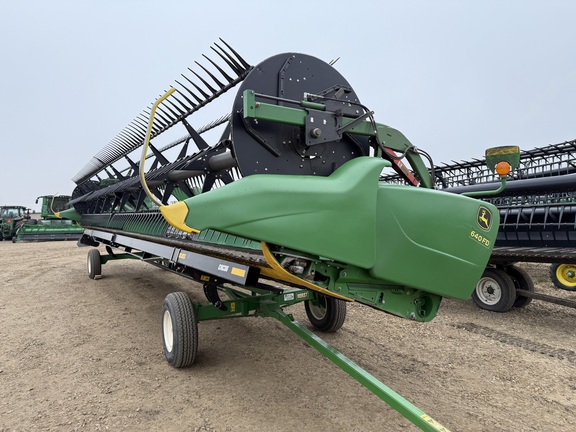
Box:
[231,267,246,277]
[420,414,451,432]
[200,275,210,282]
[230,302,236,313]
[179,252,187,260]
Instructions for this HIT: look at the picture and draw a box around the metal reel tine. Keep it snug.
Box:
[124,128,141,143]
[183,72,211,99]
[187,67,216,95]
[202,54,234,83]
[218,38,251,70]
[146,98,171,122]
[140,110,159,130]
[212,43,243,75]
[126,121,145,134]
[196,113,231,135]
[108,142,129,161]
[134,116,150,130]
[157,104,178,122]
[117,130,139,147]
[111,135,130,152]
[143,107,168,128]
[175,79,202,105]
[195,60,225,89]
[129,120,147,133]
[126,123,145,139]
[169,86,194,110]
[138,112,156,128]
[163,90,186,115]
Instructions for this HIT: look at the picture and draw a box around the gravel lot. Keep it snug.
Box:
[1,241,575,431]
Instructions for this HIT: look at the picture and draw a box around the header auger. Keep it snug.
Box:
[61,40,513,430]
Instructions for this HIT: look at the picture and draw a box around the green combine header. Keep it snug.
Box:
[15,195,83,242]
[60,40,519,430]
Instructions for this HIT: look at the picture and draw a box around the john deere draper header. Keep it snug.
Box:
[60,40,514,430]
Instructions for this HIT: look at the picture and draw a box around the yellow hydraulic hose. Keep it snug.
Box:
[140,88,176,208]
[260,242,353,301]
[140,87,200,234]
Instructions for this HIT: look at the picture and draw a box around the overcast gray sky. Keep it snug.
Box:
[1,0,574,210]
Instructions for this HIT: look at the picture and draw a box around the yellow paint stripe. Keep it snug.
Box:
[260,242,353,302]
[420,414,451,432]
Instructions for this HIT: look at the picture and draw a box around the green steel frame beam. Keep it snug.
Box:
[273,309,451,432]
[243,89,434,188]
[193,286,451,431]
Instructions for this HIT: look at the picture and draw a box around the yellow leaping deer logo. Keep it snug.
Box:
[477,206,492,231]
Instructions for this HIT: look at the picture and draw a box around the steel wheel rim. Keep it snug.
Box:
[556,264,576,287]
[163,310,174,352]
[308,296,328,320]
[476,277,501,305]
[87,256,92,275]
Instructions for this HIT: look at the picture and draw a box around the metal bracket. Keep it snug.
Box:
[305,109,342,146]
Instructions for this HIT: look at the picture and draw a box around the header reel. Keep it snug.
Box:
[68,41,437,219]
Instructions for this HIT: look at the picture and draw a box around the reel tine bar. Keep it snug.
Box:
[72,39,251,186]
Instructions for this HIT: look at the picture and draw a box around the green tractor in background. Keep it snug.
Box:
[14,195,84,242]
[0,206,32,241]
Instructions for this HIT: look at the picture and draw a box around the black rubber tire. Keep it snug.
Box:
[506,265,534,308]
[304,294,347,332]
[161,292,198,368]
[87,249,102,280]
[472,268,516,312]
[549,263,576,291]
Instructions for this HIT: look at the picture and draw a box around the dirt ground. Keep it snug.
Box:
[0,240,575,431]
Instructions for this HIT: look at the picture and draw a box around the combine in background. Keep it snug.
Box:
[15,195,83,242]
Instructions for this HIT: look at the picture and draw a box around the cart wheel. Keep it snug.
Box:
[506,265,534,308]
[87,249,102,280]
[162,292,198,368]
[304,293,346,332]
[549,263,576,291]
[472,268,516,312]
